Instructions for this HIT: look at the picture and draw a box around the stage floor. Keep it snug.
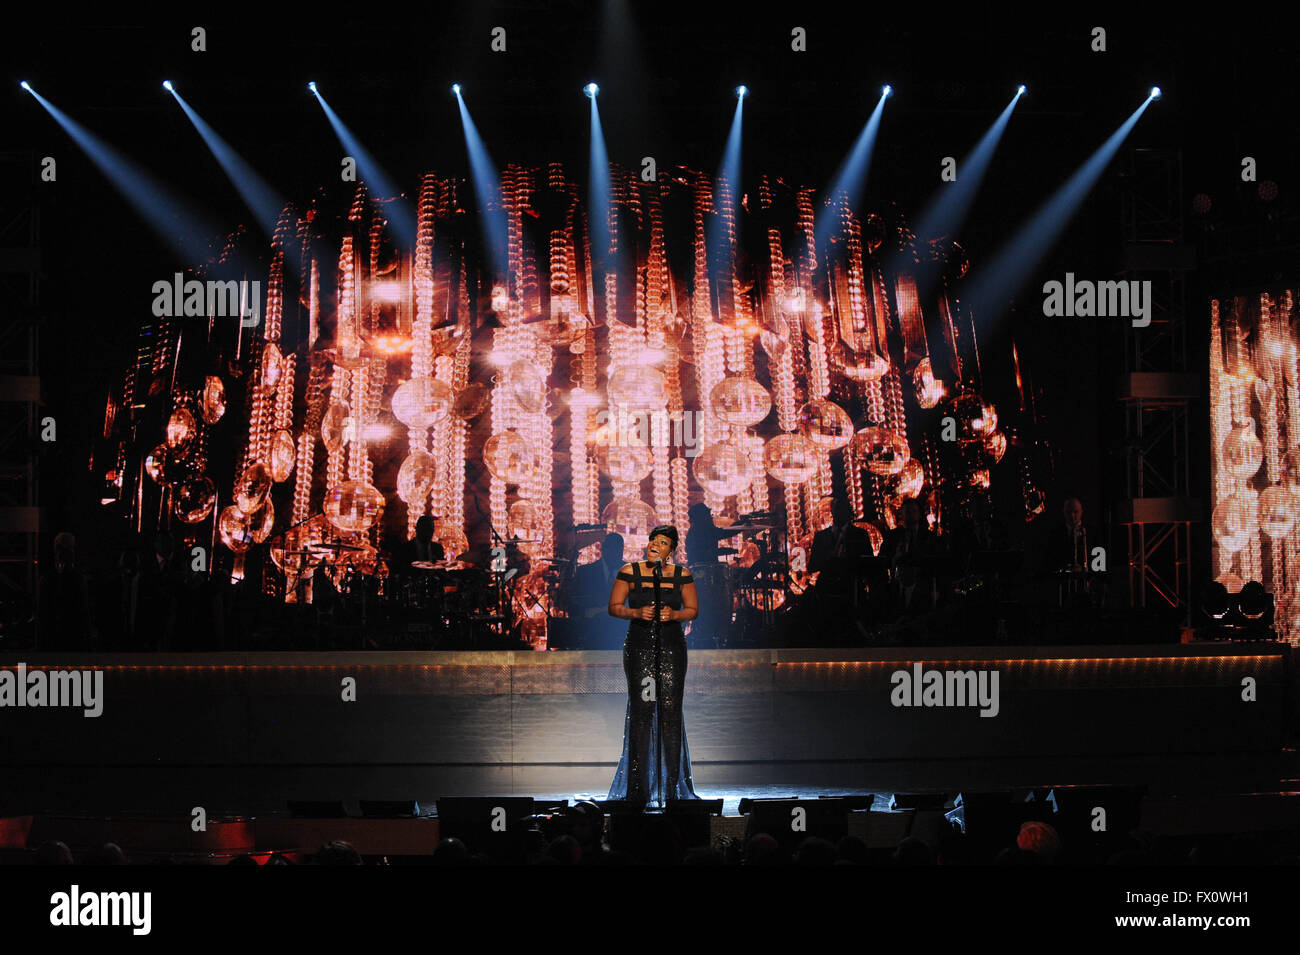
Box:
[5,750,1295,820]
[2,643,1293,823]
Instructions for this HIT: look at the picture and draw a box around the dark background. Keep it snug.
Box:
[4,4,1298,577]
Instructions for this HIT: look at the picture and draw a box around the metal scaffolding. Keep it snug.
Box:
[1117,148,1196,619]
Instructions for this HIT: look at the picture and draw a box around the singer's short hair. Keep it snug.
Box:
[648,524,679,550]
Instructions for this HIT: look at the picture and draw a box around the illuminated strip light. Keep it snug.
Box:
[894,274,928,365]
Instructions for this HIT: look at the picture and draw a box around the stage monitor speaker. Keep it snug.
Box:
[359,799,421,818]
[607,803,720,860]
[739,797,861,851]
[944,791,1016,849]
[435,797,535,861]
[287,800,348,819]
[890,793,949,812]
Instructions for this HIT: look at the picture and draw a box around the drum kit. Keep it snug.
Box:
[276,532,499,646]
[272,510,803,649]
[689,512,793,647]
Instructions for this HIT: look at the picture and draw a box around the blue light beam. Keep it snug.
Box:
[962,95,1157,322]
[900,88,1025,277]
[21,84,218,264]
[708,89,745,267]
[310,85,416,250]
[815,87,890,252]
[588,88,613,271]
[166,85,285,241]
[453,87,508,278]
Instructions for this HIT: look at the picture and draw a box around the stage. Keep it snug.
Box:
[1,642,1292,813]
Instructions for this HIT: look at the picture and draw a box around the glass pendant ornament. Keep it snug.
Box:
[392,377,454,429]
[234,462,273,516]
[852,427,910,477]
[218,505,255,554]
[396,450,437,504]
[270,430,296,483]
[483,431,543,485]
[323,480,386,533]
[693,441,759,497]
[173,475,217,524]
[796,400,853,451]
[710,377,772,427]
[762,433,818,484]
[201,375,226,424]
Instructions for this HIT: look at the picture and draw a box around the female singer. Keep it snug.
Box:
[605,525,700,807]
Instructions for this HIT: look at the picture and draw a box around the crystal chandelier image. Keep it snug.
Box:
[1211,290,1300,645]
[96,161,1045,643]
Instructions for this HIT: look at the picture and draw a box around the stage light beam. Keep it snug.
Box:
[585,83,599,98]
[311,86,416,249]
[454,90,508,277]
[815,85,891,251]
[588,87,612,269]
[20,86,218,262]
[20,81,32,92]
[708,83,746,268]
[166,85,287,244]
[963,93,1159,323]
[909,87,1019,254]
[1149,86,1162,100]
[452,83,461,96]
[308,81,318,94]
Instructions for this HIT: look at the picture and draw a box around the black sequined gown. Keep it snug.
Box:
[606,563,699,806]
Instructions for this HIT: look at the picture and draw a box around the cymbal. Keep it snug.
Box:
[410,560,442,571]
[312,541,364,552]
[431,560,476,571]
[728,523,775,531]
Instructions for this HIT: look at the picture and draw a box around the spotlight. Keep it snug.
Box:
[1199,578,1275,639]
[1238,581,1272,621]
[584,82,598,98]
[162,80,174,92]
[308,81,318,94]
[1202,581,1231,621]
[452,83,461,96]
[19,80,31,92]
[882,84,893,97]
[1149,86,1162,100]
[735,85,748,98]
[1017,84,1027,95]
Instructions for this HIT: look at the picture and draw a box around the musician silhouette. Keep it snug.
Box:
[880,498,940,613]
[402,516,446,566]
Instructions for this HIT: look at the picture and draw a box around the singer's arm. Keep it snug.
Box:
[609,565,656,620]
[665,580,698,622]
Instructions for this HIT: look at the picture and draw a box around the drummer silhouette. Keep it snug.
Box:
[403,516,446,566]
